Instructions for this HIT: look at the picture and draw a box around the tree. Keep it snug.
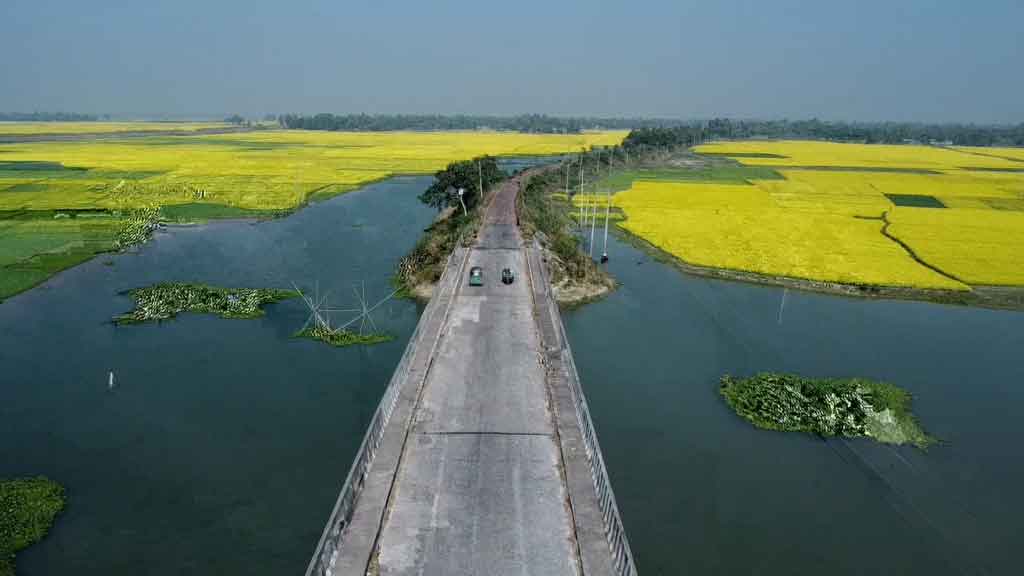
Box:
[419,156,504,211]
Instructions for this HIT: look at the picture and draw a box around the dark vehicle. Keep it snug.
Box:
[501,268,515,285]
[469,266,483,286]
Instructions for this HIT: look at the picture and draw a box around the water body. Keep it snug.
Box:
[4,171,1022,575]
[564,232,1024,575]
[0,177,436,575]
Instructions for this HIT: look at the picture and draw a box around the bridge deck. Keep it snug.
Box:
[309,170,631,576]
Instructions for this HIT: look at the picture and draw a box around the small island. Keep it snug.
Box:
[296,325,393,347]
[720,373,934,449]
[1,477,65,576]
[115,282,297,324]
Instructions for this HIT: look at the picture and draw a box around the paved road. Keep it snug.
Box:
[374,174,578,575]
[313,170,630,576]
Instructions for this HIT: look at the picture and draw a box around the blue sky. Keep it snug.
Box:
[2,0,1021,122]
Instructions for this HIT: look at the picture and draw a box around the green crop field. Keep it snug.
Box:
[0,129,627,301]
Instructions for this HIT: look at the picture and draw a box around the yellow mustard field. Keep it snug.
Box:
[0,130,627,212]
[611,181,966,289]
[888,208,1024,285]
[604,140,1024,288]
[694,140,1024,171]
[953,146,1024,163]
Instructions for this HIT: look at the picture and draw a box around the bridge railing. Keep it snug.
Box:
[305,245,464,576]
[559,340,637,576]
[532,243,637,576]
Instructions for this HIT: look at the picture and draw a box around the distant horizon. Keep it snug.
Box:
[3,1,1021,125]
[1,111,1021,127]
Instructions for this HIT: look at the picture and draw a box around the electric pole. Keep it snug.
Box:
[601,185,611,262]
[589,186,598,258]
[456,187,467,216]
[578,154,585,229]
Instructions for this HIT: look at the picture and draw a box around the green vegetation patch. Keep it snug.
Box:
[397,211,479,290]
[983,198,1024,211]
[592,166,783,193]
[522,169,606,282]
[160,202,284,223]
[780,165,942,174]
[397,156,504,292]
[0,216,121,302]
[962,167,1024,173]
[296,326,393,347]
[698,151,789,159]
[115,282,298,324]
[0,161,85,172]
[886,194,946,208]
[1,477,65,576]
[2,182,48,193]
[114,207,161,248]
[720,372,934,449]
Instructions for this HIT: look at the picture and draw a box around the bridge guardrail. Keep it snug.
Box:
[532,242,637,576]
[305,244,466,576]
[559,340,637,576]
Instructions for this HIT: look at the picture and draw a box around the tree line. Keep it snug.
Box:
[623,118,1024,148]
[278,114,605,133]
[0,112,104,121]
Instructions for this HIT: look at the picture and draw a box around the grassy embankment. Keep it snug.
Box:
[395,156,502,298]
[720,373,934,449]
[0,129,626,302]
[396,209,480,299]
[519,168,615,305]
[0,477,65,576]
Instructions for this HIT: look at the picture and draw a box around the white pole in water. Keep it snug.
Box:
[108,370,115,389]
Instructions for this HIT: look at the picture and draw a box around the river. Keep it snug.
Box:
[566,230,1024,575]
[2,176,1022,575]
[0,177,435,574]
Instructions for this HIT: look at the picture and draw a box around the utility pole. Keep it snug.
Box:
[456,188,467,216]
[478,160,483,203]
[578,154,585,229]
[589,185,598,258]
[601,185,611,262]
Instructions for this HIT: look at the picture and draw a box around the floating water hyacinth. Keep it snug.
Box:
[720,372,934,449]
[115,283,297,324]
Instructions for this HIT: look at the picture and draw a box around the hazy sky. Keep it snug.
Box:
[2,0,1021,123]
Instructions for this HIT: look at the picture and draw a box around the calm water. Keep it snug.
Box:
[0,177,435,574]
[565,232,1024,575]
[3,176,1022,575]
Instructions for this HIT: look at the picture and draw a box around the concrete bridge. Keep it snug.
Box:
[306,171,635,576]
